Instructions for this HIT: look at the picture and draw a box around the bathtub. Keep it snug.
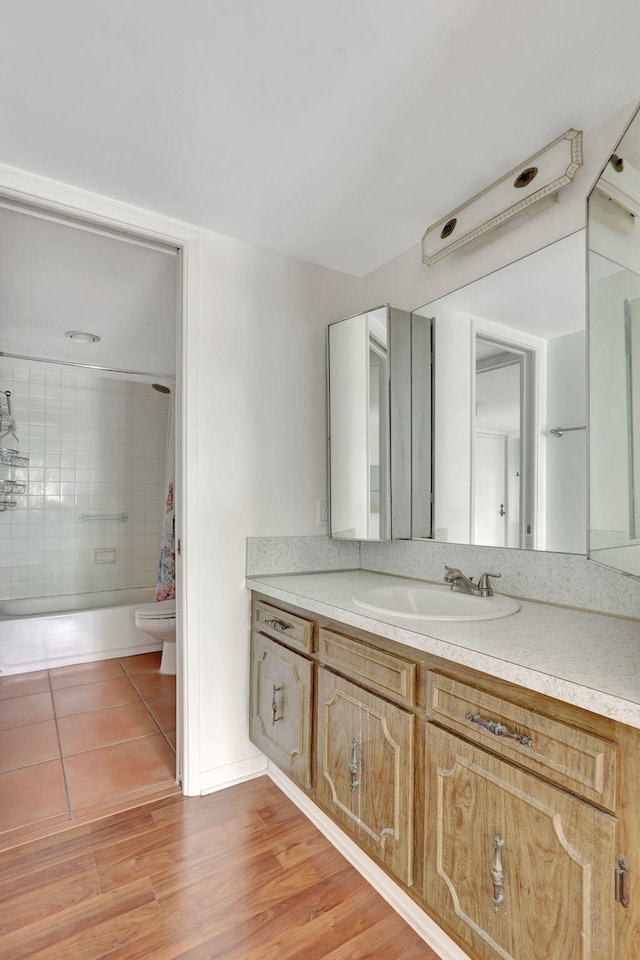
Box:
[0,586,163,676]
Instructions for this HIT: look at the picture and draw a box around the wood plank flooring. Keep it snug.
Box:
[0,775,441,959]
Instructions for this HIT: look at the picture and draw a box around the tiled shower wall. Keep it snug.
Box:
[0,362,170,601]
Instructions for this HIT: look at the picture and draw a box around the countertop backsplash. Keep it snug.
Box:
[246,536,360,577]
[246,536,640,621]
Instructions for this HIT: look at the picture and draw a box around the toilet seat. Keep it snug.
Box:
[135,599,176,620]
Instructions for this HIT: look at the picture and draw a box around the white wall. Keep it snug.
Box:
[193,230,360,786]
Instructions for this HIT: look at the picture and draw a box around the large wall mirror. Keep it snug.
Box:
[588,104,640,578]
[413,230,586,553]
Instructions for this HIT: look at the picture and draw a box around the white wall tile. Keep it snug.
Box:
[1,363,170,601]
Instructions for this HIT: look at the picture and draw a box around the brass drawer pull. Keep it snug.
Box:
[491,835,505,912]
[349,738,361,792]
[264,617,291,632]
[271,684,282,725]
[465,711,534,747]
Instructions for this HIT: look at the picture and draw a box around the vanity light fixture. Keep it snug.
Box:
[64,330,101,343]
[422,128,583,266]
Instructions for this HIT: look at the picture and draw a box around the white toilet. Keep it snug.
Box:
[134,599,177,675]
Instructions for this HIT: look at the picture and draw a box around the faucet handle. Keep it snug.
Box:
[477,572,501,596]
[444,565,464,581]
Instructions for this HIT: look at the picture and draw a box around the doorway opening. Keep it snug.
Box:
[473,334,536,548]
[0,197,184,844]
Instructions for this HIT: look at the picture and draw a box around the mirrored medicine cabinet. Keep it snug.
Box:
[588,101,640,579]
[328,306,432,541]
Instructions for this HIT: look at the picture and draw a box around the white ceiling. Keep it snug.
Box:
[423,231,585,341]
[0,206,178,374]
[0,1,640,277]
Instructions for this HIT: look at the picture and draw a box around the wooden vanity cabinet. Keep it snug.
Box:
[249,592,638,960]
[316,666,415,886]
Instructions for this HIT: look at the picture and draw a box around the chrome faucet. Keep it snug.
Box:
[444,565,501,598]
[444,566,476,594]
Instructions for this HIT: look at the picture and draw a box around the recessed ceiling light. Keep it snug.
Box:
[64,330,101,343]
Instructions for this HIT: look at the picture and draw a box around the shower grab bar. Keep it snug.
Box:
[79,512,128,522]
[550,425,586,438]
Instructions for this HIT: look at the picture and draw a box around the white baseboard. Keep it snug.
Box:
[267,762,471,960]
[199,754,268,795]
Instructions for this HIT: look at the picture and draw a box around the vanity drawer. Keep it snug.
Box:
[319,628,417,708]
[426,673,617,810]
[251,633,313,788]
[254,600,314,654]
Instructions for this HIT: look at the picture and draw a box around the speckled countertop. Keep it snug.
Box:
[246,570,640,729]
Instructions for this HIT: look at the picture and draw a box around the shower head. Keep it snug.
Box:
[152,383,171,395]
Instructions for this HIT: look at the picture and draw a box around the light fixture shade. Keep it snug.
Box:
[422,128,583,266]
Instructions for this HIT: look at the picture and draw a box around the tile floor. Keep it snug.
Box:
[0,651,177,846]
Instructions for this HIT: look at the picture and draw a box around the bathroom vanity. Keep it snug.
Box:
[247,570,640,960]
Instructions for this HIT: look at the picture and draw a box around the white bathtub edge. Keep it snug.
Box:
[0,598,164,675]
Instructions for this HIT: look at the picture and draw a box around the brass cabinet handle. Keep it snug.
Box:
[491,835,505,912]
[616,858,630,908]
[349,738,360,792]
[465,711,534,748]
[264,617,291,632]
[271,684,282,725]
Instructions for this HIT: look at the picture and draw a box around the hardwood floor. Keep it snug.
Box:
[0,775,441,959]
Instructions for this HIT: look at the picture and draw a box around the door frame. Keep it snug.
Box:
[0,162,202,794]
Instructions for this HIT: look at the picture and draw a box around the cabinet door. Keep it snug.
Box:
[250,633,313,788]
[425,724,617,960]
[317,667,414,885]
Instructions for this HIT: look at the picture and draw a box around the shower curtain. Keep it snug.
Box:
[156,393,175,601]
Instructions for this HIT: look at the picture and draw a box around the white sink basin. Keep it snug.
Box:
[352,583,520,621]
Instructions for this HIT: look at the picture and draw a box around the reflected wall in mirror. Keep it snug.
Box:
[328,306,432,541]
[588,103,640,578]
[413,231,586,553]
